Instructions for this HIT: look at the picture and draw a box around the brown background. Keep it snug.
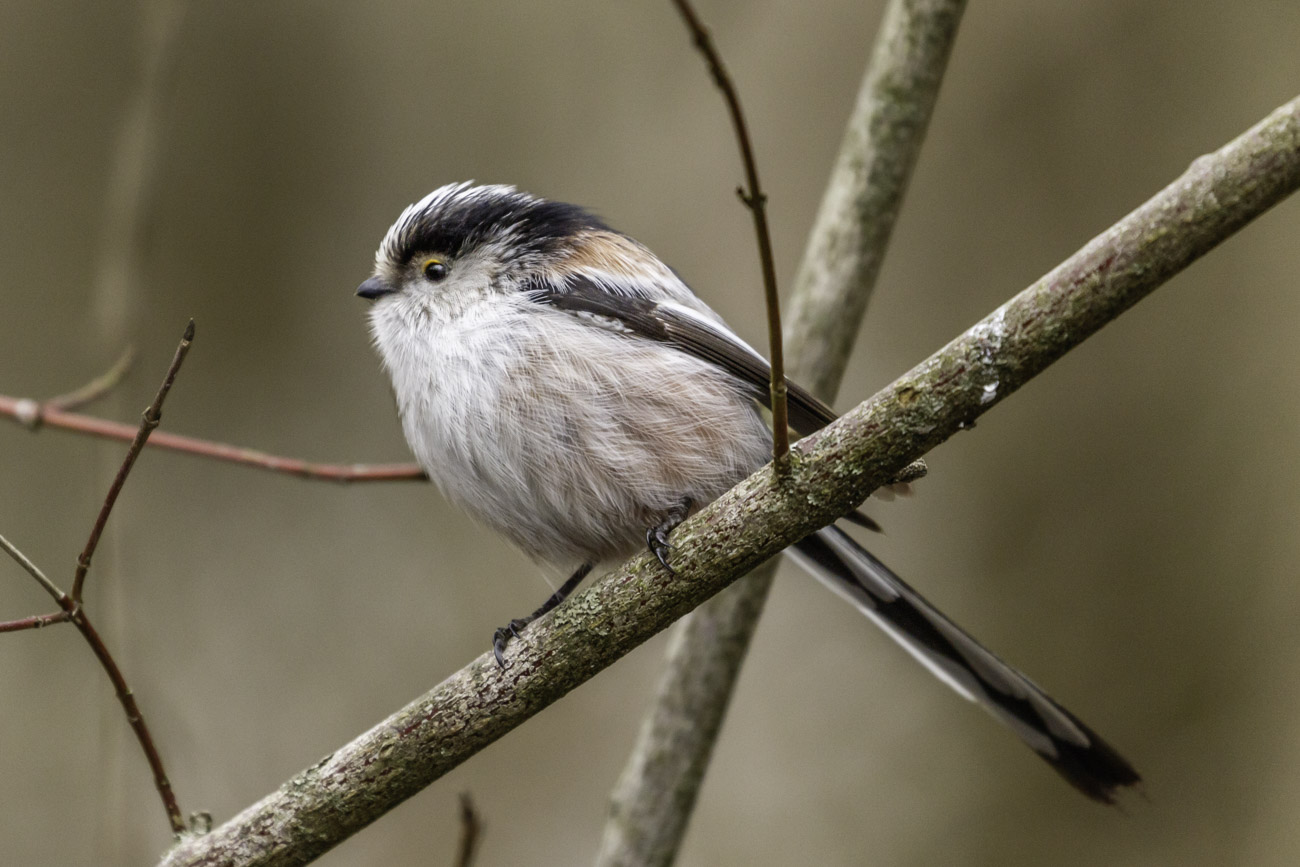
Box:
[2,1,1300,864]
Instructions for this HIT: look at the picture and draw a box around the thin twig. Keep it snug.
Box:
[0,529,186,833]
[0,530,67,602]
[158,95,1300,867]
[0,290,420,485]
[72,320,194,602]
[0,610,72,633]
[0,325,199,834]
[67,321,196,832]
[670,0,789,463]
[45,347,137,411]
[69,602,185,833]
[454,793,483,867]
[91,0,186,339]
[0,394,427,482]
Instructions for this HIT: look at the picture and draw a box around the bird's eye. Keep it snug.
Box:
[422,258,448,282]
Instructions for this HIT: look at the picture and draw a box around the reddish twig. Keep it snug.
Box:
[0,610,72,632]
[72,321,193,601]
[0,529,184,832]
[69,600,184,833]
[670,0,789,464]
[0,383,427,484]
[0,322,202,835]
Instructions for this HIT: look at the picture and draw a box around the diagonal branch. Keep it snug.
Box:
[45,346,137,412]
[598,3,967,863]
[158,94,1300,867]
[0,532,67,604]
[72,320,193,601]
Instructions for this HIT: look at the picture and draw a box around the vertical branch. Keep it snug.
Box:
[669,0,790,462]
[89,0,186,845]
[92,0,186,336]
[596,3,968,864]
[786,0,968,398]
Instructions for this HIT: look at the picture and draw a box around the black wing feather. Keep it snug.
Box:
[527,280,837,435]
[794,527,1141,803]
[528,278,881,530]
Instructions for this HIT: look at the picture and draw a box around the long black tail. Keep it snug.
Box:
[789,526,1140,804]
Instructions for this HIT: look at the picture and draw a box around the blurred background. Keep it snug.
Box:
[2,1,1299,864]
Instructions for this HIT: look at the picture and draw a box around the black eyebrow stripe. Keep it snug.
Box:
[392,196,609,267]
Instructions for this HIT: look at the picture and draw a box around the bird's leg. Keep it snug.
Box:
[646,496,693,575]
[492,562,593,668]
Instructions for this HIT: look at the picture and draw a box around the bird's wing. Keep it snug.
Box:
[526,278,837,435]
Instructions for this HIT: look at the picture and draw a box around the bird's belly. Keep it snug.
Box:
[401,316,770,565]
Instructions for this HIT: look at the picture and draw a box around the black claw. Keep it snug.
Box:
[492,627,512,669]
[489,564,594,669]
[646,497,692,576]
[492,618,533,668]
[647,527,675,574]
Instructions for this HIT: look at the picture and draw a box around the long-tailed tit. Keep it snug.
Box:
[357,182,1140,803]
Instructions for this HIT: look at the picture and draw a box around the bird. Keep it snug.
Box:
[357,181,1140,803]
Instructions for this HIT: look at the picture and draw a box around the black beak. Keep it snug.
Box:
[357,276,397,300]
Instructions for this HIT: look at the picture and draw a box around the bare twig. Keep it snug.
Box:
[0,307,420,485]
[670,0,789,462]
[0,527,186,833]
[72,320,193,601]
[454,793,483,867]
[0,323,201,835]
[0,394,427,482]
[598,4,967,863]
[91,0,186,338]
[158,95,1300,867]
[70,599,185,833]
[0,530,67,602]
[0,610,72,633]
[45,347,137,412]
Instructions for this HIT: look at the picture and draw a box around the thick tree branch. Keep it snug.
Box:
[597,3,967,863]
[159,94,1300,867]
